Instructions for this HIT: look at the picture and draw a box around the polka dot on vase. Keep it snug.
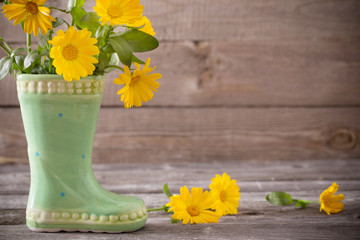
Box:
[58,113,63,117]
[35,152,39,157]
[60,192,65,197]
[82,155,85,159]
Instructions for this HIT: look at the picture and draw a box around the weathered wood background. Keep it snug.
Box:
[1,2,360,238]
[0,0,360,163]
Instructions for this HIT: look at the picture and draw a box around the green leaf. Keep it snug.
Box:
[102,45,114,54]
[103,53,120,74]
[24,49,49,69]
[52,17,64,28]
[24,51,40,69]
[67,0,86,11]
[78,12,101,35]
[11,47,27,57]
[67,0,75,10]
[108,53,119,66]
[15,55,25,66]
[132,54,145,64]
[14,55,25,71]
[95,24,109,45]
[38,31,51,48]
[70,7,87,26]
[266,192,293,206]
[170,216,180,224]
[95,25,107,39]
[109,36,133,67]
[163,183,173,198]
[97,52,109,73]
[12,63,21,72]
[295,200,309,209]
[30,65,47,74]
[118,29,159,52]
[0,57,12,80]
[163,206,171,214]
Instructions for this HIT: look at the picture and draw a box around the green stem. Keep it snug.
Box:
[49,7,70,14]
[104,26,113,41]
[104,65,124,72]
[26,33,31,53]
[0,43,11,55]
[48,31,53,74]
[62,19,71,28]
[147,205,166,212]
[293,199,320,205]
[2,41,12,52]
[39,64,47,71]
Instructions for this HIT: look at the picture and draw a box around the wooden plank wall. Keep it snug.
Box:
[0,0,359,163]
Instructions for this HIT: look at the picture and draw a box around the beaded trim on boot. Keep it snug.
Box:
[26,207,148,233]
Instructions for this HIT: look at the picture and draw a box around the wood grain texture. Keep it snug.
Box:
[0,221,359,240]
[0,1,359,167]
[0,160,359,239]
[0,0,359,41]
[1,160,360,194]
[1,0,359,106]
[0,107,359,164]
[1,38,360,106]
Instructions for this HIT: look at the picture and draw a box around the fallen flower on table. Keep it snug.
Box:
[319,182,344,215]
[266,182,344,215]
[166,186,220,224]
[147,172,241,224]
[209,172,241,216]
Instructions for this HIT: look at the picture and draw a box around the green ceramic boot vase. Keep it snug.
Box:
[17,74,147,233]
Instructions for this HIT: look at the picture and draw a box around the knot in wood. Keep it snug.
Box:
[330,128,357,151]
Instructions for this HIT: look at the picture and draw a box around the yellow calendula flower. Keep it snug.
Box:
[166,186,220,224]
[128,16,155,36]
[93,0,143,26]
[319,182,344,215]
[209,173,240,216]
[114,58,161,109]
[1,0,55,36]
[49,26,100,81]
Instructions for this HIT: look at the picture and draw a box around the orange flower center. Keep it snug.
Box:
[26,2,38,14]
[130,76,140,87]
[107,5,123,19]
[62,44,78,60]
[187,206,200,217]
[220,191,227,202]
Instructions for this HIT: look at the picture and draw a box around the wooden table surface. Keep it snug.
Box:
[1,159,359,239]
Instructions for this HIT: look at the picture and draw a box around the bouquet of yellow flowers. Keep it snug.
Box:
[1,1,162,234]
[0,0,161,108]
